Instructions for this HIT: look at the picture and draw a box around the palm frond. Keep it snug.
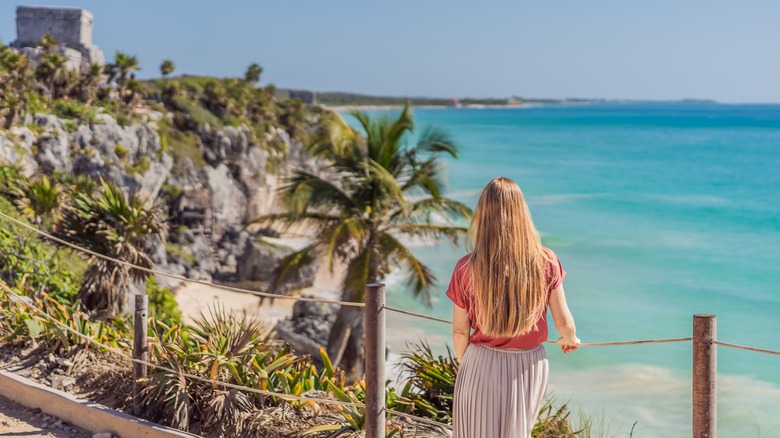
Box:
[385,223,468,246]
[281,170,356,216]
[416,125,458,158]
[377,233,436,305]
[389,197,473,225]
[271,244,319,293]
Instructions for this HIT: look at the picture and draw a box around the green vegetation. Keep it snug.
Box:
[127,155,151,175]
[145,276,182,326]
[55,179,165,317]
[254,106,472,380]
[165,242,197,265]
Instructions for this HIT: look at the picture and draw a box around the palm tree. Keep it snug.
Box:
[35,52,70,102]
[55,180,165,317]
[0,48,33,128]
[254,105,472,379]
[74,62,103,104]
[160,59,175,78]
[14,176,64,226]
[109,52,140,102]
[244,63,262,84]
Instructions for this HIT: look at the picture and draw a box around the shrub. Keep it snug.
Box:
[146,276,182,326]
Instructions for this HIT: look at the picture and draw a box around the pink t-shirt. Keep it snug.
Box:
[445,251,566,350]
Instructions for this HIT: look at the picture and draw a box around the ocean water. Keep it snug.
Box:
[347,103,780,437]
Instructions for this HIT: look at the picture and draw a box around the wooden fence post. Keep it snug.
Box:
[364,283,386,438]
[133,294,149,417]
[693,314,717,437]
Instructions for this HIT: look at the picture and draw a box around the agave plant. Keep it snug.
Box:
[391,341,458,424]
[55,179,164,317]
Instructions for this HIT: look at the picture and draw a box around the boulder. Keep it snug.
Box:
[35,130,70,173]
[0,128,39,176]
[236,240,317,294]
[275,297,338,358]
[205,163,247,235]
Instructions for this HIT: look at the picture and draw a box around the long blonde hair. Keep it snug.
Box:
[468,177,553,338]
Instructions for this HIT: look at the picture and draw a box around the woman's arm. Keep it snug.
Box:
[549,285,580,353]
[452,305,471,362]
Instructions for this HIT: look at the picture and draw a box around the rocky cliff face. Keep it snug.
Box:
[0,110,324,291]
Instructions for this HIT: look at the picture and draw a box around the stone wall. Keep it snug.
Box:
[11,6,104,66]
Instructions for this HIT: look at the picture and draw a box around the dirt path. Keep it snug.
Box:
[0,394,92,438]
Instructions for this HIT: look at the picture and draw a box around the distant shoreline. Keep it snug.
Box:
[322,102,587,112]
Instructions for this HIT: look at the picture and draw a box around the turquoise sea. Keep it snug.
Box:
[350,103,780,437]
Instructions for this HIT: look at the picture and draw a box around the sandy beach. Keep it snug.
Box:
[175,235,346,326]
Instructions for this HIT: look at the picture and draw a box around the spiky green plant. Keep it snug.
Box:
[14,175,65,226]
[253,105,472,380]
[55,179,164,317]
[391,341,458,423]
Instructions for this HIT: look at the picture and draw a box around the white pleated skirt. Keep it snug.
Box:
[452,344,549,438]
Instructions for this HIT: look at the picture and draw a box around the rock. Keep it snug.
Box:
[92,433,113,438]
[55,357,74,368]
[205,163,247,236]
[0,128,39,176]
[35,130,71,173]
[51,375,76,391]
[236,240,317,293]
[275,298,338,357]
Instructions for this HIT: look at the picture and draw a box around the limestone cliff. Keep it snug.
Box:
[0,108,325,290]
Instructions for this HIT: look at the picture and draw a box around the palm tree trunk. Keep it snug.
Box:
[326,304,365,382]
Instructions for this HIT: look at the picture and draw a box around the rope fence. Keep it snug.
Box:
[712,340,780,357]
[0,211,365,308]
[2,211,779,437]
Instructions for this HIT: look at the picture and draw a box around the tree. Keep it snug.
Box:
[0,45,34,128]
[244,63,262,84]
[74,62,103,104]
[35,52,70,102]
[37,34,59,53]
[160,59,175,78]
[108,52,140,103]
[254,105,472,380]
[14,175,64,226]
[55,180,165,317]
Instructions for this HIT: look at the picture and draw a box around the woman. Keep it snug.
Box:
[446,177,580,438]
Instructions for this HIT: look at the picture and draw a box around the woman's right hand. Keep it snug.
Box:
[555,336,581,354]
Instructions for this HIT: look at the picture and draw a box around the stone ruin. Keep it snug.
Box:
[10,5,105,70]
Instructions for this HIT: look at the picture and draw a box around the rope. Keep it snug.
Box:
[712,340,780,356]
[384,407,453,431]
[383,305,692,347]
[383,305,453,324]
[562,337,693,347]
[0,282,365,408]
[0,211,365,308]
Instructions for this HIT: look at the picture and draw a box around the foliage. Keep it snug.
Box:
[160,59,175,78]
[127,155,151,175]
[54,179,165,317]
[141,307,347,434]
[164,242,197,265]
[244,63,262,84]
[253,105,471,378]
[146,276,182,326]
[0,286,126,352]
[13,175,65,226]
[0,196,82,303]
[390,341,458,423]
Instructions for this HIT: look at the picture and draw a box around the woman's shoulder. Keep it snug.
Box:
[455,253,471,268]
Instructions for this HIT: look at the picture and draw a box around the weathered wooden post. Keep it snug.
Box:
[693,314,717,437]
[364,283,386,438]
[133,294,149,416]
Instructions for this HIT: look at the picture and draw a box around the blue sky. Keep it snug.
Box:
[2,1,779,102]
